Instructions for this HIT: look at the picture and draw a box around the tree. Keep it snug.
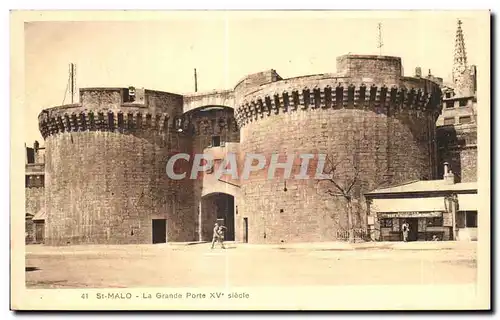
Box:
[318,145,389,243]
[319,154,360,243]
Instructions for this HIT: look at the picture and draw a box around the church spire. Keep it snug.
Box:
[453,19,468,82]
[452,19,474,97]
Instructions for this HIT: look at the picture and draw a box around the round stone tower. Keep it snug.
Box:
[233,55,442,244]
[39,88,195,245]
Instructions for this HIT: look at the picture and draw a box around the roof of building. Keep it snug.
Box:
[365,179,477,197]
[32,209,47,221]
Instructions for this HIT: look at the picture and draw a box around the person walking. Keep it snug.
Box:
[211,222,220,249]
[217,224,227,249]
[402,220,410,242]
[211,223,227,249]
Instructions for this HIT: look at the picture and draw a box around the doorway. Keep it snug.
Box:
[200,193,235,241]
[243,217,248,243]
[34,221,45,244]
[152,219,167,244]
[404,218,419,242]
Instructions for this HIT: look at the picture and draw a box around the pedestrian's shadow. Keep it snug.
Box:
[25,266,40,272]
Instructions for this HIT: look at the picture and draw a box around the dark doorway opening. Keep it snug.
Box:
[243,217,249,243]
[152,219,167,244]
[201,193,235,241]
[405,218,419,242]
[34,221,45,244]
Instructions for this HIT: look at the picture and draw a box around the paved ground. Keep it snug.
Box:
[25,241,477,289]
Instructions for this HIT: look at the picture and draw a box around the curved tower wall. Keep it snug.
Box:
[39,88,195,245]
[233,56,442,243]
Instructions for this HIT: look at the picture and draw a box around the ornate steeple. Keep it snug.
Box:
[452,19,474,97]
[453,20,467,81]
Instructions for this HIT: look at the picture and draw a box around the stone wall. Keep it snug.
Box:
[460,147,478,183]
[25,186,45,244]
[436,122,477,182]
[25,216,35,244]
[336,55,402,85]
[26,187,44,216]
[183,90,234,114]
[234,69,282,98]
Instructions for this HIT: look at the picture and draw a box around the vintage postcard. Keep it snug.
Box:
[10,10,491,310]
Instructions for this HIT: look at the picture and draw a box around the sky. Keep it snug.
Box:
[23,11,485,145]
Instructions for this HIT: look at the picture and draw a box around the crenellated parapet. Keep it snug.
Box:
[38,87,185,139]
[38,106,170,139]
[234,83,442,127]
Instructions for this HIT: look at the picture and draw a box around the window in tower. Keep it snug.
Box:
[459,116,472,124]
[212,136,221,147]
[443,117,455,126]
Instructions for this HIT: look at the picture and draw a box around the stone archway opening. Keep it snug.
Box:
[200,193,235,241]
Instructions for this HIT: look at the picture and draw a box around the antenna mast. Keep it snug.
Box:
[194,68,198,92]
[377,23,384,55]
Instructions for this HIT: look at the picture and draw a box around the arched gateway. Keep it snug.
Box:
[200,193,235,241]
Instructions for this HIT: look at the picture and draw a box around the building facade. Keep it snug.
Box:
[364,20,479,241]
[366,163,478,242]
[25,141,46,244]
[27,20,478,245]
[436,19,478,183]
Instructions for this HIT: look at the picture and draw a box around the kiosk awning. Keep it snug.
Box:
[457,194,478,211]
[32,209,47,221]
[371,197,446,214]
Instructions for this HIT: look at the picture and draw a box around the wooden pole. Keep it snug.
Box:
[69,63,75,104]
[451,195,457,240]
[194,68,198,92]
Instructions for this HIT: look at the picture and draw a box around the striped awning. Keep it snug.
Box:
[370,197,446,213]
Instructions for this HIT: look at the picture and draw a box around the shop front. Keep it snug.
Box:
[377,210,451,242]
[365,177,477,242]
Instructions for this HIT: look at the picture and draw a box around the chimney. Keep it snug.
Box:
[415,67,422,78]
[128,86,136,102]
[471,65,477,93]
[443,162,455,185]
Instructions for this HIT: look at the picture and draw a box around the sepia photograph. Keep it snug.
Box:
[10,10,491,310]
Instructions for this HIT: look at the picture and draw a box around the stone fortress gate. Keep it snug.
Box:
[38,54,442,245]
